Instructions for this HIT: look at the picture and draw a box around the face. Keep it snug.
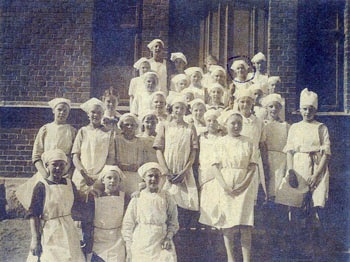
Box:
[102,171,120,193]
[53,103,70,123]
[47,160,67,180]
[152,94,166,111]
[121,117,137,135]
[253,61,265,73]
[192,104,206,120]
[210,87,223,101]
[267,101,282,120]
[300,105,316,122]
[172,102,186,118]
[144,168,163,192]
[174,58,185,71]
[238,97,254,115]
[104,95,117,111]
[139,62,151,75]
[143,115,157,131]
[88,105,104,125]
[206,116,219,134]
[190,72,202,84]
[253,90,263,104]
[226,115,243,137]
[144,75,157,92]
[184,93,194,103]
[206,58,217,68]
[152,42,163,56]
[212,71,225,85]
[235,64,247,78]
[175,79,188,92]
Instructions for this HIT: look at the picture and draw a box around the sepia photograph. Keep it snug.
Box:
[0,0,349,261]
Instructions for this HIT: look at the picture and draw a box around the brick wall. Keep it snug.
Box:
[0,0,93,104]
[344,0,350,112]
[267,0,298,119]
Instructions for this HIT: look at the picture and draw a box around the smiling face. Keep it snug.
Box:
[152,94,166,112]
[144,75,157,92]
[46,160,67,181]
[210,87,224,102]
[88,105,104,126]
[143,115,157,132]
[171,102,186,118]
[238,96,254,116]
[300,105,316,122]
[192,103,206,121]
[190,72,202,84]
[144,168,163,193]
[102,171,120,194]
[267,101,282,120]
[226,114,243,137]
[175,79,188,92]
[53,103,70,124]
[120,117,138,137]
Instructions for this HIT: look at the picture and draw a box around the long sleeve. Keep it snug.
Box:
[122,198,137,247]
[165,193,179,239]
[32,125,47,164]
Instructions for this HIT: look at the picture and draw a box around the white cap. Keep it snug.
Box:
[166,93,187,106]
[133,57,150,70]
[151,91,167,101]
[231,60,249,71]
[300,88,318,109]
[142,71,159,86]
[41,149,68,164]
[172,74,189,85]
[118,113,139,129]
[189,98,206,109]
[98,165,124,181]
[268,76,281,85]
[80,98,106,113]
[251,52,266,63]
[209,65,226,76]
[261,93,283,107]
[235,88,254,100]
[138,162,166,178]
[184,67,203,77]
[208,83,225,93]
[170,52,187,64]
[147,39,164,50]
[48,98,71,109]
[218,110,243,126]
[250,82,268,94]
[204,109,220,121]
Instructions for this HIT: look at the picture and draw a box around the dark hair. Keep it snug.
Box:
[102,87,119,101]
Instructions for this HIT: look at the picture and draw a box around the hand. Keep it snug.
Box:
[307,174,319,189]
[30,238,42,257]
[171,172,186,184]
[87,187,102,198]
[161,238,172,250]
[84,176,95,187]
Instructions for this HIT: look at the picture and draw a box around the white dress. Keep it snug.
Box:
[16,123,76,210]
[264,120,289,198]
[153,121,199,211]
[122,190,179,262]
[148,58,168,93]
[209,135,258,228]
[276,121,331,208]
[27,179,84,262]
[198,133,221,226]
[72,125,114,193]
[93,193,125,262]
[130,90,154,117]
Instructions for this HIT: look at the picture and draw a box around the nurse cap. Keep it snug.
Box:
[118,113,139,129]
[268,76,281,85]
[208,83,225,93]
[147,39,164,50]
[170,52,187,65]
[172,74,189,85]
[98,165,125,181]
[151,91,167,100]
[250,82,268,94]
[218,109,243,126]
[138,162,166,179]
[166,93,187,106]
[209,65,226,76]
[261,93,283,107]
[140,109,158,121]
[189,98,206,109]
[234,88,254,100]
[133,57,150,70]
[300,88,318,109]
[48,98,71,109]
[251,52,266,63]
[184,67,203,77]
[80,98,106,113]
[231,60,249,71]
[41,149,68,164]
[204,109,220,121]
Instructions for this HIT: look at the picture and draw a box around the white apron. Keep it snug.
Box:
[72,128,112,193]
[163,124,199,211]
[131,191,177,262]
[276,122,330,208]
[93,194,125,262]
[27,179,84,262]
[16,123,75,210]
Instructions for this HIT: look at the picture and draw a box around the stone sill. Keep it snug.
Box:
[291,111,350,116]
[0,101,130,111]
